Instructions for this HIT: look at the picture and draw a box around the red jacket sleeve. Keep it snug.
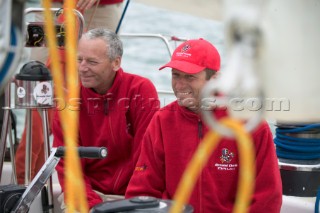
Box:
[249,121,282,213]
[52,110,103,208]
[130,80,159,167]
[125,113,165,198]
[117,79,160,193]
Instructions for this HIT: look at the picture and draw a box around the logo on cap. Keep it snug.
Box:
[181,43,191,52]
[176,43,192,58]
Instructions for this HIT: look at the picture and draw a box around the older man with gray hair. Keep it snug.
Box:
[53,28,159,211]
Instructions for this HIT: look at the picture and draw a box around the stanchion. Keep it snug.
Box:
[14,61,54,212]
[0,82,18,184]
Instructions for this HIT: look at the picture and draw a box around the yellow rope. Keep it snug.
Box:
[224,119,256,213]
[169,131,221,213]
[170,118,256,213]
[42,1,88,212]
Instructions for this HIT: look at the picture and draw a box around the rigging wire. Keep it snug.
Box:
[85,0,100,31]
[116,0,131,34]
[0,27,16,85]
[315,187,320,213]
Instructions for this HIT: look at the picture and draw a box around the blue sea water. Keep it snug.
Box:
[120,2,224,91]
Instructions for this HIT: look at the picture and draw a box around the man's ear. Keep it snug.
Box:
[112,57,121,71]
[210,71,219,80]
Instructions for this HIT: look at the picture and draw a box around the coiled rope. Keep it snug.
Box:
[274,123,320,213]
[274,123,320,160]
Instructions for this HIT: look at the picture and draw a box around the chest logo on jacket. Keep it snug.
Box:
[214,148,238,171]
[220,148,234,163]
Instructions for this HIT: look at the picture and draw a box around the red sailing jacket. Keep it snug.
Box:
[53,68,159,208]
[126,101,282,213]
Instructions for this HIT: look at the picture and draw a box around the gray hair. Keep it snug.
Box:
[81,28,123,61]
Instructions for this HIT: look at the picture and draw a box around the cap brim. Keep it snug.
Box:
[159,60,206,74]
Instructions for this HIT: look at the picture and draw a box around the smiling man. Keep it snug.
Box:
[52,28,159,211]
[125,38,282,213]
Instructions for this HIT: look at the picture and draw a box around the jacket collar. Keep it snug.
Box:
[81,68,123,98]
[177,101,228,123]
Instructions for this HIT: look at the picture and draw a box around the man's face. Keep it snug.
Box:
[171,69,208,112]
[77,38,120,94]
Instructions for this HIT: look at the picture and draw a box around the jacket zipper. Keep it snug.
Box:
[109,113,123,192]
[198,119,203,139]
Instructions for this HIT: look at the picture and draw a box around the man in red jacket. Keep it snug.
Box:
[53,28,159,211]
[125,38,282,213]
[15,0,125,184]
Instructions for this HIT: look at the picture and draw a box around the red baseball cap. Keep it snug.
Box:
[159,38,221,74]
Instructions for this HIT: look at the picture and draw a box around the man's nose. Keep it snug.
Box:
[78,61,89,71]
[174,78,187,89]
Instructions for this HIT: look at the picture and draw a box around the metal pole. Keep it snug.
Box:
[0,83,11,181]
[25,108,32,185]
[41,108,54,213]
[8,114,17,184]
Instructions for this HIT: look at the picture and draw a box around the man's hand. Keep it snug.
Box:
[77,0,98,10]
